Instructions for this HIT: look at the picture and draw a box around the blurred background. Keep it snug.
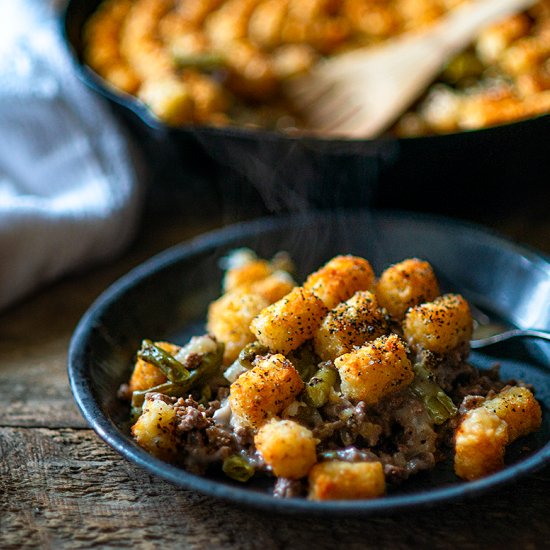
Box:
[0,0,548,313]
[64,0,550,257]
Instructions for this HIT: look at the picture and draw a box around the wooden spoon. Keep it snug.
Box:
[284,0,535,138]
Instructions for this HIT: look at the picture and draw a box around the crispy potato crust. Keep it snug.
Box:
[207,291,269,365]
[250,271,296,303]
[255,419,318,478]
[223,259,273,293]
[308,461,385,500]
[250,287,328,354]
[403,293,473,353]
[131,397,177,461]
[228,354,304,428]
[483,386,542,443]
[454,406,509,480]
[335,334,414,404]
[304,255,375,309]
[313,290,388,361]
[375,258,440,320]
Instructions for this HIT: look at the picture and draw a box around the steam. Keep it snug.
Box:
[192,128,400,217]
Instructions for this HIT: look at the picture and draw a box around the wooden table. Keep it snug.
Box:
[1,204,549,549]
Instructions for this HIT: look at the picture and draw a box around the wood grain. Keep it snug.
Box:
[0,210,548,549]
[1,427,548,549]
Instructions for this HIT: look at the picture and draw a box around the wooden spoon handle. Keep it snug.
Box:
[434,0,536,50]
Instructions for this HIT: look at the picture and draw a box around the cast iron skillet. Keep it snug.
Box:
[68,210,550,515]
[62,0,550,216]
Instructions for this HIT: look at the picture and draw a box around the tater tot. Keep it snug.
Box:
[334,334,414,404]
[224,40,279,99]
[454,406,509,480]
[250,287,328,354]
[85,0,550,135]
[223,259,273,293]
[104,63,141,94]
[207,291,269,365]
[271,43,317,79]
[229,354,304,427]
[313,290,388,361]
[308,461,385,500]
[129,341,180,392]
[222,254,296,301]
[403,293,473,353]
[248,0,289,50]
[185,73,231,123]
[483,386,542,443]
[375,258,440,320]
[131,396,177,461]
[255,419,317,478]
[304,255,375,309]
[250,271,297,303]
[138,78,194,125]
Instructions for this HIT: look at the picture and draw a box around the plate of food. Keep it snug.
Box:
[68,210,550,514]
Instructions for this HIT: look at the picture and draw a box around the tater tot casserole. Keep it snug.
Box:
[120,250,542,500]
[82,0,550,135]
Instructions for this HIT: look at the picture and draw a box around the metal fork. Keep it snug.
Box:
[471,326,550,349]
[434,270,550,350]
[462,293,550,349]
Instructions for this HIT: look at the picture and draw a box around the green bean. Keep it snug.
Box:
[237,342,269,370]
[199,383,212,405]
[288,343,318,381]
[222,454,255,482]
[131,340,224,415]
[172,52,226,70]
[292,402,323,428]
[442,51,484,84]
[304,365,338,408]
[410,363,457,425]
[191,340,225,388]
[131,381,184,409]
[137,340,190,383]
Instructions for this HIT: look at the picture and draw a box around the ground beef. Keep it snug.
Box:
[183,352,203,370]
[454,364,508,400]
[233,425,255,448]
[416,347,473,392]
[147,392,176,405]
[313,420,345,442]
[312,389,438,483]
[143,395,233,474]
[129,333,534,498]
[171,396,218,431]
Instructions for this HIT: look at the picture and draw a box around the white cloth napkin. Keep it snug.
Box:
[0,0,142,311]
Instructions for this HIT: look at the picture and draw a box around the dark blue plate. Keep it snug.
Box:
[68,210,550,515]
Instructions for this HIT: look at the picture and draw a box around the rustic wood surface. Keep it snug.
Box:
[1,205,549,550]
